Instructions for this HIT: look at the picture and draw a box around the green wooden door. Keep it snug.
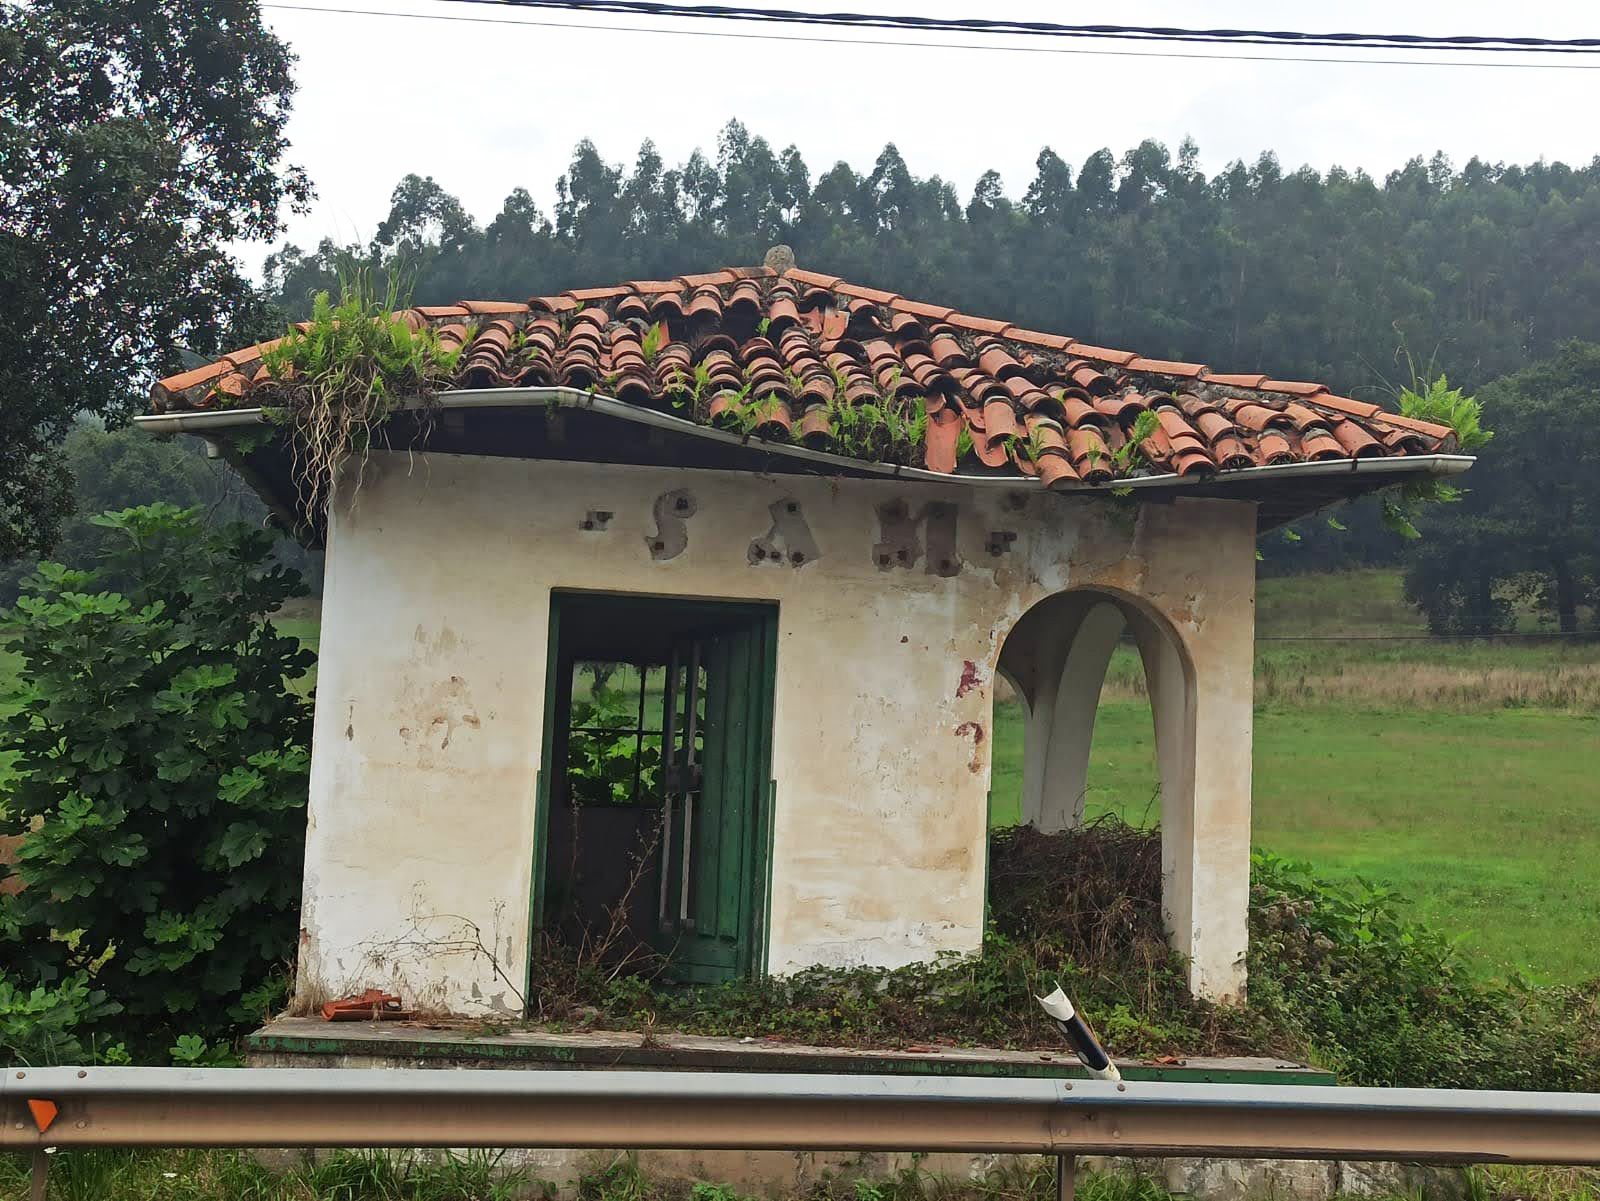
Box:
[657,616,771,983]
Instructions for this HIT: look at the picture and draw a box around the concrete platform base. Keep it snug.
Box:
[245,1021,1463,1201]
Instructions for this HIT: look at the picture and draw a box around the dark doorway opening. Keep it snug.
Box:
[533,592,777,992]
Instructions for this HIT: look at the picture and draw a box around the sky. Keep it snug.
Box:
[248,0,1600,275]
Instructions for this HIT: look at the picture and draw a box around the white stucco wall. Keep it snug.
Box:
[294,452,1256,1015]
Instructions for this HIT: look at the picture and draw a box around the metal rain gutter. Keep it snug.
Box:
[133,387,1474,494]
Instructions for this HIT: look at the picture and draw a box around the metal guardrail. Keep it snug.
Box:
[6,1067,1600,1165]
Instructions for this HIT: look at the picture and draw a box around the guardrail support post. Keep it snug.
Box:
[1056,1153,1075,1201]
[30,1149,47,1201]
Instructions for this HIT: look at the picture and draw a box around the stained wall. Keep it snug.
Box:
[294,452,1255,1014]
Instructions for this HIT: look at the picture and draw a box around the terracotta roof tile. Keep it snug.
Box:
[1062,342,1138,368]
[560,288,626,305]
[834,281,899,305]
[1310,393,1383,420]
[679,270,740,288]
[151,262,1457,485]
[1126,356,1206,379]
[785,268,842,289]
[946,312,1012,337]
[890,297,955,322]
[1371,411,1457,440]
[1260,379,1329,397]
[1007,327,1073,351]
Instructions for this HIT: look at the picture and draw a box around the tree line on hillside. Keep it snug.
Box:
[259,126,1600,628]
[3,0,1596,631]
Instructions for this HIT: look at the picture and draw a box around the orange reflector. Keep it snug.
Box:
[26,1099,58,1134]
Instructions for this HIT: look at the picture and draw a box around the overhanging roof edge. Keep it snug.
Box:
[133,387,1474,500]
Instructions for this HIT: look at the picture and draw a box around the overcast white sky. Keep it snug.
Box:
[249,0,1600,275]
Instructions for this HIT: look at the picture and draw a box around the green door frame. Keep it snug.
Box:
[527,590,778,1006]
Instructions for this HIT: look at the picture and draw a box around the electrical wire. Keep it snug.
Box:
[428,0,1600,55]
[260,2,1600,69]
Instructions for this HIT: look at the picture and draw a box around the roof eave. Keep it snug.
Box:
[133,386,1471,520]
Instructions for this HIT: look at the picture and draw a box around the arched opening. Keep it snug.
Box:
[992,588,1194,838]
[991,585,1249,1002]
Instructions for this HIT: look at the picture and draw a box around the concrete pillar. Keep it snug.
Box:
[1030,602,1126,831]
[998,594,1118,832]
[1128,604,1251,1003]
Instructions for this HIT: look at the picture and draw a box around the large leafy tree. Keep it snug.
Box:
[0,0,308,558]
[2,505,313,1048]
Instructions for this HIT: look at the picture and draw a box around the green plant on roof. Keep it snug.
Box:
[1380,371,1492,539]
[905,398,930,460]
[640,321,666,364]
[954,426,975,464]
[1021,423,1049,465]
[1112,408,1161,473]
[257,267,464,524]
[756,315,771,337]
[689,361,713,414]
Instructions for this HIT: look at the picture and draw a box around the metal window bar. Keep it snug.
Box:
[657,649,679,930]
[678,643,700,929]
[569,661,666,806]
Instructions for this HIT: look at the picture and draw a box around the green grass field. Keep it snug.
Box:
[989,699,1600,983]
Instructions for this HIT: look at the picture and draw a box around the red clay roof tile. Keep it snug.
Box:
[1260,379,1329,397]
[947,312,1012,337]
[1007,327,1073,351]
[1126,356,1206,379]
[150,262,1456,485]
[785,268,842,289]
[1062,342,1138,367]
[834,281,899,305]
[889,297,955,322]
[1371,411,1457,440]
[1203,371,1269,388]
[462,299,533,315]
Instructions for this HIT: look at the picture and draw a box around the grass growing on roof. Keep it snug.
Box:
[256,270,467,524]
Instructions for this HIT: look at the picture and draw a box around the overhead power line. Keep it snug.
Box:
[262,2,1600,69]
[431,0,1600,55]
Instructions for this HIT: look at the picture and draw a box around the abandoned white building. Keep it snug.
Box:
[143,254,1470,1014]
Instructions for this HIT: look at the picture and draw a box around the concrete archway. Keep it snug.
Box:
[996,586,1246,1001]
